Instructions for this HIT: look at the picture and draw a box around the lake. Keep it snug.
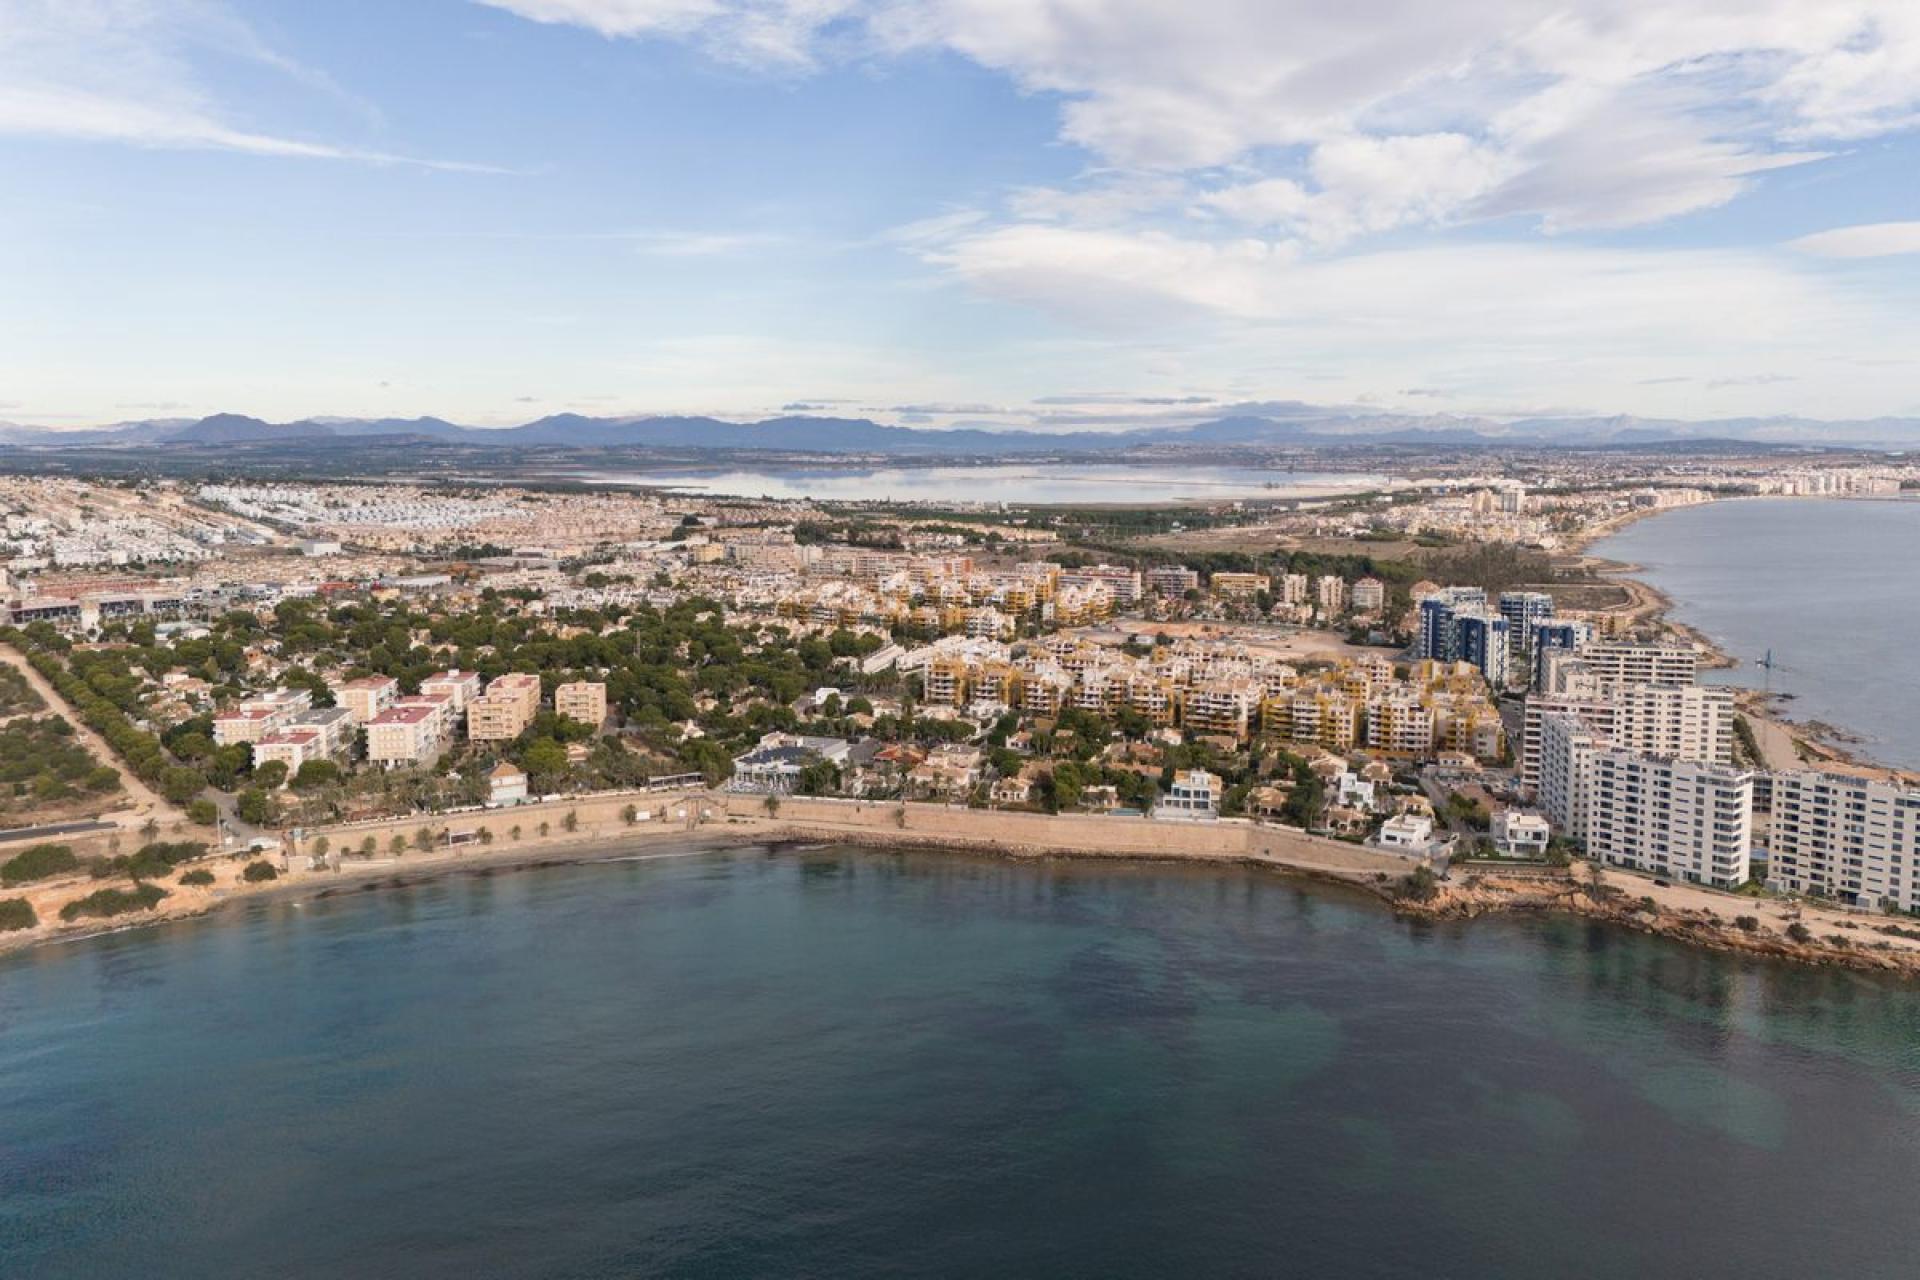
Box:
[563,463,1391,504]
[6,845,1920,1278]
[1593,496,1920,769]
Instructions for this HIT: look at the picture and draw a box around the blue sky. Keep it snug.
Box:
[3,0,1919,429]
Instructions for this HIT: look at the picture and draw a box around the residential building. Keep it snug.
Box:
[1544,640,1697,696]
[1143,566,1200,598]
[730,732,852,793]
[1610,683,1733,764]
[1452,609,1510,687]
[1521,697,1616,795]
[1497,591,1555,660]
[1528,620,1592,683]
[1155,768,1221,819]
[555,680,609,727]
[467,672,542,742]
[1210,571,1270,598]
[252,729,329,776]
[1491,810,1551,858]
[329,675,399,724]
[1416,586,1487,661]
[1315,574,1347,614]
[1538,711,1603,842]
[365,703,447,768]
[420,669,484,712]
[1586,753,1753,887]
[1768,771,1920,911]
[1377,812,1447,856]
[1350,577,1386,613]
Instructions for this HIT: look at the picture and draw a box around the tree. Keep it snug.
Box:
[159,766,205,807]
[622,804,638,826]
[291,759,341,791]
[510,824,522,842]
[477,826,494,845]
[360,835,377,858]
[413,826,433,853]
[312,836,330,858]
[140,816,162,843]
[254,759,289,790]
[523,738,570,793]
[390,833,407,855]
[236,788,272,826]
[187,798,218,827]
[562,809,579,833]
[763,793,782,817]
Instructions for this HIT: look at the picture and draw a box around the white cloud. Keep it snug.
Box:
[0,0,494,168]
[479,0,1920,241]
[1789,221,1920,258]
[476,0,858,66]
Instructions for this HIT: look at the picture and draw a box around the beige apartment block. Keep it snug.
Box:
[555,680,608,727]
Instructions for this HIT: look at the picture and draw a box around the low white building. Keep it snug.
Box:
[1491,810,1551,858]
[1154,769,1221,820]
[487,762,529,806]
[1377,812,1444,855]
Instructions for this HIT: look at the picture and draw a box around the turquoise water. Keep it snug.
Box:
[1595,496,1920,768]
[5,846,1920,1278]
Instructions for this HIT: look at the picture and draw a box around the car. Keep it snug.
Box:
[1652,878,1671,888]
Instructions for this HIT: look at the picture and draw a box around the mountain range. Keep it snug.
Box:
[2,409,1916,453]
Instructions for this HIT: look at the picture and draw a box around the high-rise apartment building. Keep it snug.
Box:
[1768,771,1920,911]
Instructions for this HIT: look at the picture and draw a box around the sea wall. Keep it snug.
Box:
[716,794,1416,880]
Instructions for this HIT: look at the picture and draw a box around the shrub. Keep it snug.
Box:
[241,860,278,883]
[178,868,215,886]
[0,842,80,886]
[59,883,168,922]
[1734,915,1760,932]
[1786,922,1813,944]
[125,841,207,880]
[1397,865,1440,903]
[0,897,36,932]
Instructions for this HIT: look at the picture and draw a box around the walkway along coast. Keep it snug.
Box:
[10,790,1920,978]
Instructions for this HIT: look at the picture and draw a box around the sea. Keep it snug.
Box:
[562,463,1389,504]
[6,845,1920,1279]
[1593,495,1920,769]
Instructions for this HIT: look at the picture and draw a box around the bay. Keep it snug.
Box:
[1592,496,1920,769]
[5,846,1920,1279]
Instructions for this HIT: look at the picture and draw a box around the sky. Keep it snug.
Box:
[3,0,1920,431]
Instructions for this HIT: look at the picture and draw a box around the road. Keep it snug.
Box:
[0,643,189,832]
[0,819,118,845]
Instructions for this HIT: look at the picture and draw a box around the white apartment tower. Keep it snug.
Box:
[1586,753,1753,888]
[1768,771,1920,912]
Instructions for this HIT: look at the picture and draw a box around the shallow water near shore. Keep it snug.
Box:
[1593,496,1920,769]
[5,844,1920,1279]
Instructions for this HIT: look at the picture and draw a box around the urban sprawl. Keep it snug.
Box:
[1,454,1916,929]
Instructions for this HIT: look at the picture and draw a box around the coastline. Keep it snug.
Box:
[1576,496,1915,782]
[9,795,1920,981]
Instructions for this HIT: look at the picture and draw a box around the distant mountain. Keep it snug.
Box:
[3,407,1918,453]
